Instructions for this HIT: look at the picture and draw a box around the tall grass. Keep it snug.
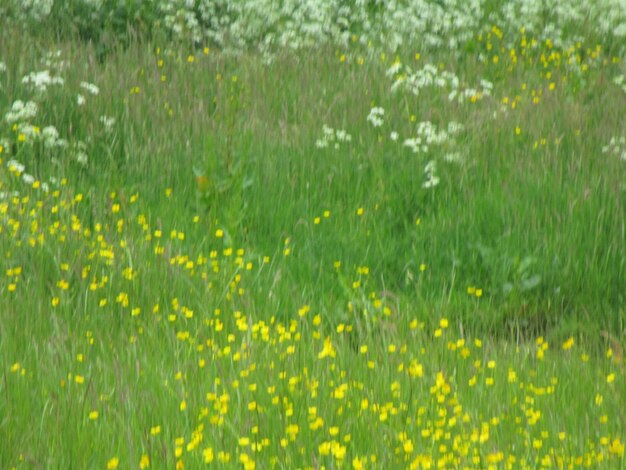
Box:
[0,5,624,469]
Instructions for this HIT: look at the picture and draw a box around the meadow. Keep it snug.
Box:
[0,0,625,468]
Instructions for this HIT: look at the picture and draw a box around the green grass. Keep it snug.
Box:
[1,14,625,470]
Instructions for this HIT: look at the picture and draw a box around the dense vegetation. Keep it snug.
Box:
[1,1,624,468]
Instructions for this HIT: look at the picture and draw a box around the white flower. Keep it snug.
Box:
[42,126,66,148]
[0,61,6,73]
[77,94,86,106]
[100,115,116,132]
[80,81,100,95]
[386,62,402,77]
[403,137,424,153]
[5,100,38,124]
[22,173,35,185]
[423,160,440,189]
[76,152,88,166]
[604,136,626,162]
[17,123,39,140]
[316,125,351,149]
[7,159,25,174]
[444,152,463,163]
[335,129,351,142]
[22,70,64,93]
[447,121,465,135]
[390,131,399,141]
[423,175,440,188]
[42,125,58,141]
[367,107,385,127]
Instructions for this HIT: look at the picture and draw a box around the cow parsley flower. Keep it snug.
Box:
[22,70,64,93]
[100,115,116,132]
[80,81,100,95]
[423,160,440,189]
[5,100,38,124]
[22,173,35,185]
[42,126,67,148]
[316,125,351,149]
[367,107,385,127]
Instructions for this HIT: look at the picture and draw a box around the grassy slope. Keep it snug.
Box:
[0,22,624,469]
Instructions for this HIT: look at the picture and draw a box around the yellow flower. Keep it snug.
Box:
[609,438,624,456]
[319,441,331,455]
[203,447,214,463]
[562,337,574,350]
[352,456,365,470]
[408,360,423,378]
[403,439,414,454]
[318,336,336,359]
[107,457,119,469]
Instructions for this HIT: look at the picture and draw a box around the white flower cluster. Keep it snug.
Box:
[8,0,626,57]
[450,79,493,103]
[72,141,89,166]
[602,137,626,162]
[403,120,465,189]
[22,70,64,93]
[389,62,492,104]
[1,51,94,181]
[5,159,51,193]
[5,100,38,124]
[366,107,385,128]
[498,0,626,53]
[42,50,67,71]
[7,159,26,174]
[403,121,464,155]
[100,115,116,132]
[16,0,53,20]
[80,81,100,95]
[41,125,67,149]
[315,125,352,149]
[388,62,456,94]
[4,100,67,149]
[422,160,440,189]
[77,81,99,106]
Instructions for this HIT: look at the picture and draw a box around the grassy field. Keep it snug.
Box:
[1,1,625,468]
